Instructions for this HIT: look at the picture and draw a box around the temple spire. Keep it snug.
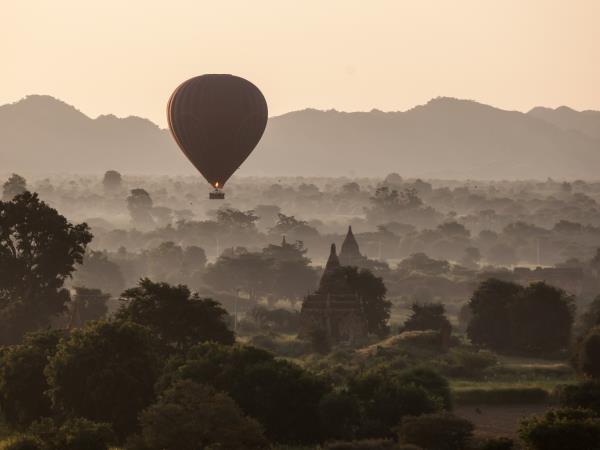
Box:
[340,225,361,265]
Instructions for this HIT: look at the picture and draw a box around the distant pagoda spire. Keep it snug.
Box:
[340,226,361,264]
[324,243,340,273]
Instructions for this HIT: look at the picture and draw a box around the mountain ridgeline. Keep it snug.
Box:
[1,95,600,179]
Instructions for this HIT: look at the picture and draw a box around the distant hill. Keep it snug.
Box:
[1,95,599,179]
[528,106,600,140]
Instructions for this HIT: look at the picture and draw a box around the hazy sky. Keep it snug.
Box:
[3,0,599,126]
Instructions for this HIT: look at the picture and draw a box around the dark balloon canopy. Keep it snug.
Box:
[167,74,268,189]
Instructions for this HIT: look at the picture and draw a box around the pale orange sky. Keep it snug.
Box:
[3,0,599,127]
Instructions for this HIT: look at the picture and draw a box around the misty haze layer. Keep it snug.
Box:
[1,95,600,180]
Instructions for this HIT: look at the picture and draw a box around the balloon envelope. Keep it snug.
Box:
[167,74,268,188]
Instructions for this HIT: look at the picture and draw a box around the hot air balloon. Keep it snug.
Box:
[167,74,268,199]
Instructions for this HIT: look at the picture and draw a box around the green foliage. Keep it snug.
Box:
[397,413,474,450]
[560,381,600,413]
[45,320,160,438]
[0,192,92,345]
[453,387,549,405]
[348,371,438,438]
[467,279,522,352]
[318,391,362,440]
[132,379,268,450]
[518,408,600,450]
[572,325,600,378]
[397,367,452,410]
[3,436,43,450]
[438,348,497,378]
[7,418,115,450]
[403,303,452,338]
[0,330,64,427]
[324,439,398,449]
[467,279,574,355]
[160,343,330,444]
[479,437,514,450]
[116,278,234,351]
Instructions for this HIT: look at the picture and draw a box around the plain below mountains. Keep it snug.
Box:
[1,94,599,180]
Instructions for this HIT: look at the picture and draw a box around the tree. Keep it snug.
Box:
[518,408,600,450]
[134,380,268,450]
[117,279,234,351]
[204,251,273,301]
[340,266,391,336]
[318,390,361,440]
[579,295,600,336]
[102,170,122,192]
[25,417,116,450]
[127,189,154,228]
[2,174,27,201]
[269,213,319,240]
[348,371,438,438]
[72,251,125,296]
[508,282,574,354]
[45,320,161,438]
[216,208,259,231]
[573,326,600,379]
[0,330,64,427]
[467,279,523,352]
[468,279,574,355]
[0,192,92,344]
[71,287,109,325]
[403,303,452,340]
[162,343,330,444]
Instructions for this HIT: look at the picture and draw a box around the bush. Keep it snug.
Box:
[4,436,43,450]
[17,418,115,450]
[518,408,600,450]
[453,387,549,405]
[559,381,600,413]
[0,330,64,427]
[441,349,497,378]
[45,320,161,438]
[324,439,397,449]
[397,367,452,410]
[479,437,514,450]
[572,325,600,378]
[349,371,438,438]
[160,342,330,444]
[319,391,362,440]
[133,380,268,450]
[398,413,474,450]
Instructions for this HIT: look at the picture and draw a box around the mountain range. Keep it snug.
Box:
[1,95,600,179]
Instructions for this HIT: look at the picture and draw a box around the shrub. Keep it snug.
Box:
[559,381,600,413]
[3,436,43,450]
[479,437,514,450]
[572,325,600,378]
[160,342,330,444]
[441,349,497,378]
[453,387,548,405]
[324,439,397,449]
[20,418,115,450]
[398,413,474,450]
[349,371,438,438]
[45,320,161,438]
[518,408,600,450]
[0,330,64,428]
[319,391,362,440]
[397,367,452,410]
[133,380,268,450]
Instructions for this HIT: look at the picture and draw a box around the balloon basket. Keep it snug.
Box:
[209,189,225,200]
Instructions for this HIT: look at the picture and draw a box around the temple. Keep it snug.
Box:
[339,226,368,267]
[299,242,368,343]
